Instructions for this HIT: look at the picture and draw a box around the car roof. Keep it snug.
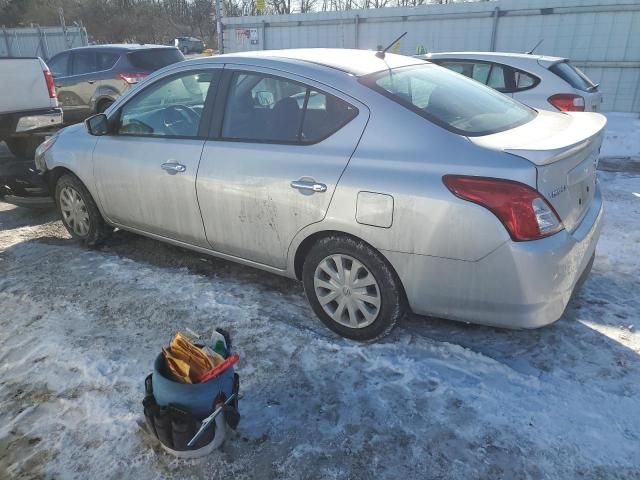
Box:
[424,51,566,65]
[68,44,177,52]
[210,48,425,76]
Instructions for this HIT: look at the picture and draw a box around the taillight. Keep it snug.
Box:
[118,72,147,84]
[43,69,56,98]
[548,93,585,112]
[442,175,564,241]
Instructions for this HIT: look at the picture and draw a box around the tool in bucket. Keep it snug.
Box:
[198,353,240,383]
[188,392,237,447]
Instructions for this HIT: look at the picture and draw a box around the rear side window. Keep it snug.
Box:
[222,72,358,144]
[486,64,507,90]
[72,51,98,75]
[72,51,119,75]
[549,61,597,92]
[438,61,491,84]
[302,90,358,142]
[97,52,120,71]
[437,61,507,89]
[128,49,185,71]
[361,64,536,136]
[514,70,537,90]
[437,60,539,94]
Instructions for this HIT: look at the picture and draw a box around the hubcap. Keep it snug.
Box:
[314,254,381,329]
[59,186,90,237]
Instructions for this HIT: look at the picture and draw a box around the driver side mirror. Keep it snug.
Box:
[85,113,110,136]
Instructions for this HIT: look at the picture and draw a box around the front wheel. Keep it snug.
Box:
[97,99,114,113]
[302,235,406,341]
[55,174,111,246]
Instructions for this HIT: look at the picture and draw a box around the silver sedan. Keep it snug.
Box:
[35,49,605,341]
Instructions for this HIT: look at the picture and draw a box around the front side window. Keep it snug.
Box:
[118,70,215,137]
[222,72,357,144]
[48,52,70,77]
[361,64,536,136]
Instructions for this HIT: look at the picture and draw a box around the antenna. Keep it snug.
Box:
[526,39,543,55]
[376,32,408,59]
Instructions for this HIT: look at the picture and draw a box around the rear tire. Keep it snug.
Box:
[55,174,111,246]
[302,235,405,341]
[6,137,42,159]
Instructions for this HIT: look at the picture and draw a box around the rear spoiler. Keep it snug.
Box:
[536,57,568,69]
[504,112,607,166]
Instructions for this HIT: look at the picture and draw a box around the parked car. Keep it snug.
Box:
[0,57,62,158]
[175,37,205,55]
[35,49,605,340]
[46,44,185,125]
[422,52,602,113]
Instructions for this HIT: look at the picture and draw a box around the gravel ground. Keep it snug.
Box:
[1,141,639,479]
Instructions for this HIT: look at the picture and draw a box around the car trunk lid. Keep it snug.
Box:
[469,110,606,232]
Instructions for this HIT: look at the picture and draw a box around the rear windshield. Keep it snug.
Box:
[128,48,184,71]
[549,61,597,92]
[360,64,536,136]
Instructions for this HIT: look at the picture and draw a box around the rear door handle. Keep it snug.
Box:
[290,179,327,193]
[161,162,186,174]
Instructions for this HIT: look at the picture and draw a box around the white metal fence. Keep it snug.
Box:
[223,0,640,113]
[0,25,88,60]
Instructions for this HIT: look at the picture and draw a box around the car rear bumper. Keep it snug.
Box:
[383,186,604,329]
[15,108,63,133]
[0,108,63,138]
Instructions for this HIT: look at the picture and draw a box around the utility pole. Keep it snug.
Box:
[215,0,223,54]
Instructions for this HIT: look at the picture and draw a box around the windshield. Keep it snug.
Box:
[549,61,597,92]
[128,48,184,71]
[360,64,537,136]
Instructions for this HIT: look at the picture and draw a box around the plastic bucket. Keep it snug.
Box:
[152,353,234,418]
[160,411,226,459]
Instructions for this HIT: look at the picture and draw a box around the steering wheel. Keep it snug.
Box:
[120,118,154,135]
[162,104,200,135]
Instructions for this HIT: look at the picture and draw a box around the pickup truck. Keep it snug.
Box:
[0,57,63,158]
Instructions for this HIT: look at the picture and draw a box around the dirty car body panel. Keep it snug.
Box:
[40,49,606,331]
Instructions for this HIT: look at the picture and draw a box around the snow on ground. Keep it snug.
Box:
[1,162,640,479]
[601,113,640,160]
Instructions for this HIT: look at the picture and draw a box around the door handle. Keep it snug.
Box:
[87,80,96,85]
[290,179,327,193]
[161,162,186,173]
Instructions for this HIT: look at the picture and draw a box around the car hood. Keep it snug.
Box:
[58,122,85,138]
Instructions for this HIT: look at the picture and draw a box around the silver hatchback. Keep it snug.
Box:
[36,49,605,340]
